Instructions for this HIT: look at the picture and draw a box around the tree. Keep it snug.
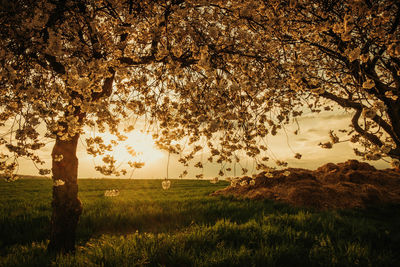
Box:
[1,0,399,253]
[1,0,276,253]
[1,0,174,252]
[254,0,400,164]
[153,0,400,168]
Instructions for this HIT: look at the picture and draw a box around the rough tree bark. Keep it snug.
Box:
[46,70,115,253]
[47,134,82,253]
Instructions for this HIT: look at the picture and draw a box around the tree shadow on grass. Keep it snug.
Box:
[0,216,50,254]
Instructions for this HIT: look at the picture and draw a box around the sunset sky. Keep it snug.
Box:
[14,109,391,179]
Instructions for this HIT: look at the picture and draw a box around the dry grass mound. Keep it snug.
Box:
[212,160,400,209]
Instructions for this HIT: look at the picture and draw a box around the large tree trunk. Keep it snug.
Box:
[47,134,82,253]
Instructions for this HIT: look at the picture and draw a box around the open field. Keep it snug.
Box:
[1,178,400,266]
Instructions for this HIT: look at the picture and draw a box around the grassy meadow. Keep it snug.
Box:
[1,178,400,266]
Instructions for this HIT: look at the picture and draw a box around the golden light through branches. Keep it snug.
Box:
[1,0,399,179]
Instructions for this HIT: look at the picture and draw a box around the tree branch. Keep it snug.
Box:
[351,109,383,147]
[92,68,116,101]
[321,91,398,146]
[44,53,66,75]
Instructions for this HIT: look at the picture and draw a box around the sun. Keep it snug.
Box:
[100,131,165,166]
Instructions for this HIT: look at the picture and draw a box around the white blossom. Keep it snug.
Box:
[54,154,63,162]
[362,79,375,89]
[53,179,65,187]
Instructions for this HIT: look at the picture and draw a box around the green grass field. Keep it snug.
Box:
[1,178,400,266]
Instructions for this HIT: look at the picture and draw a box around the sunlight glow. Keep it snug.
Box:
[101,131,164,166]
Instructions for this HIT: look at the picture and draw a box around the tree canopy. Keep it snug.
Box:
[1,0,400,180]
[155,0,400,172]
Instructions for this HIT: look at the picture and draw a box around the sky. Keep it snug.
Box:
[13,109,391,179]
